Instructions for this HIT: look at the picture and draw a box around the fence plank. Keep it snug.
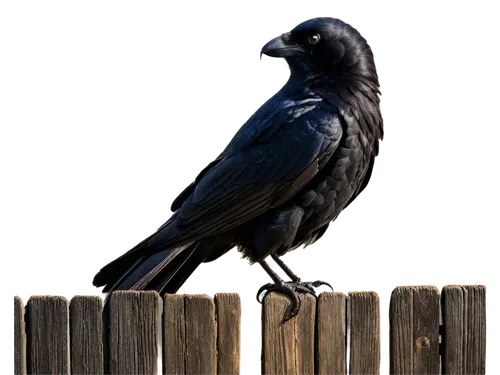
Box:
[390,286,440,375]
[215,293,241,375]
[14,296,26,375]
[316,292,347,375]
[70,296,103,375]
[442,285,486,375]
[348,292,380,375]
[163,294,186,375]
[184,294,217,375]
[109,291,159,375]
[295,294,316,375]
[27,296,70,375]
[442,285,464,374]
[464,286,487,375]
[262,293,316,375]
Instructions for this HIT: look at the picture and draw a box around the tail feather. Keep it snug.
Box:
[94,240,202,295]
[121,242,195,290]
[101,256,145,294]
[91,211,188,293]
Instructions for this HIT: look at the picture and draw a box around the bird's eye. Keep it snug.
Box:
[307,34,321,45]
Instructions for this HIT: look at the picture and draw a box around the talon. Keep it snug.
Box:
[257,290,269,305]
[283,297,301,322]
[257,279,333,320]
[278,286,301,322]
[256,281,269,295]
[256,283,274,303]
[299,280,335,296]
[256,282,302,321]
[295,284,316,295]
[311,280,334,291]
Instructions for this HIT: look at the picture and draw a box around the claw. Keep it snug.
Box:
[276,286,301,322]
[256,281,269,295]
[256,281,270,305]
[257,279,334,321]
[256,282,302,321]
[257,289,269,305]
[311,280,334,291]
[299,280,335,296]
[283,295,301,322]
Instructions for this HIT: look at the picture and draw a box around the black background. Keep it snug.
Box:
[8,2,492,374]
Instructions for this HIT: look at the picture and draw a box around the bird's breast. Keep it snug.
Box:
[297,124,375,229]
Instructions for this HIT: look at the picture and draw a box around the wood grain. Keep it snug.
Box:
[215,293,241,375]
[262,293,316,375]
[389,286,440,375]
[316,292,347,375]
[70,296,104,375]
[108,291,159,375]
[184,294,217,375]
[163,294,186,375]
[12,294,27,375]
[442,285,486,375]
[27,296,70,375]
[348,291,380,375]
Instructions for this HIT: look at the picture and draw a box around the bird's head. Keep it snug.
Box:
[261,17,378,83]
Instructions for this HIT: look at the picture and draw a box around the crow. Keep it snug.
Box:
[93,17,383,320]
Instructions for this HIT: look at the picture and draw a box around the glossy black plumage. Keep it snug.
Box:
[93,17,383,297]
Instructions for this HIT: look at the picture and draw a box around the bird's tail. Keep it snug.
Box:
[95,237,207,374]
[93,239,203,296]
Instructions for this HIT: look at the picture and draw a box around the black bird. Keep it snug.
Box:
[93,17,383,319]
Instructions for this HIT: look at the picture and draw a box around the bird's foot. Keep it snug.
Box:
[293,280,334,294]
[256,280,333,321]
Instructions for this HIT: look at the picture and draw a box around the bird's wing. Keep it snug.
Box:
[170,158,224,211]
[169,95,324,211]
[160,101,343,244]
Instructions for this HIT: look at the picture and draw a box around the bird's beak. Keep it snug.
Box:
[261,33,305,59]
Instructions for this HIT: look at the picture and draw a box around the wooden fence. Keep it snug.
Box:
[14,285,485,375]
[14,292,241,375]
[261,286,485,374]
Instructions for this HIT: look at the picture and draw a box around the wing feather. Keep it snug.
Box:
[160,102,343,245]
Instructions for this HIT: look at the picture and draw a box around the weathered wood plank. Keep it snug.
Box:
[162,294,186,375]
[348,291,380,375]
[262,293,316,375]
[442,285,486,375]
[184,294,217,375]
[109,291,159,375]
[316,292,347,375]
[215,293,241,375]
[442,285,464,374]
[14,296,26,375]
[295,293,315,375]
[389,287,412,375]
[70,296,103,375]
[464,286,486,375]
[26,296,70,375]
[389,286,440,375]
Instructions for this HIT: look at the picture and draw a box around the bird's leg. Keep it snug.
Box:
[257,260,314,321]
[257,257,334,322]
[271,254,334,294]
[258,259,283,284]
[271,254,302,281]
[271,254,299,281]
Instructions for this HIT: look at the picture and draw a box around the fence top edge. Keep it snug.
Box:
[12,292,102,302]
[390,283,441,295]
[14,295,24,305]
[15,292,244,302]
[348,291,379,299]
[443,284,486,291]
[27,295,69,304]
[183,293,214,301]
[347,289,380,296]
[12,294,25,302]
